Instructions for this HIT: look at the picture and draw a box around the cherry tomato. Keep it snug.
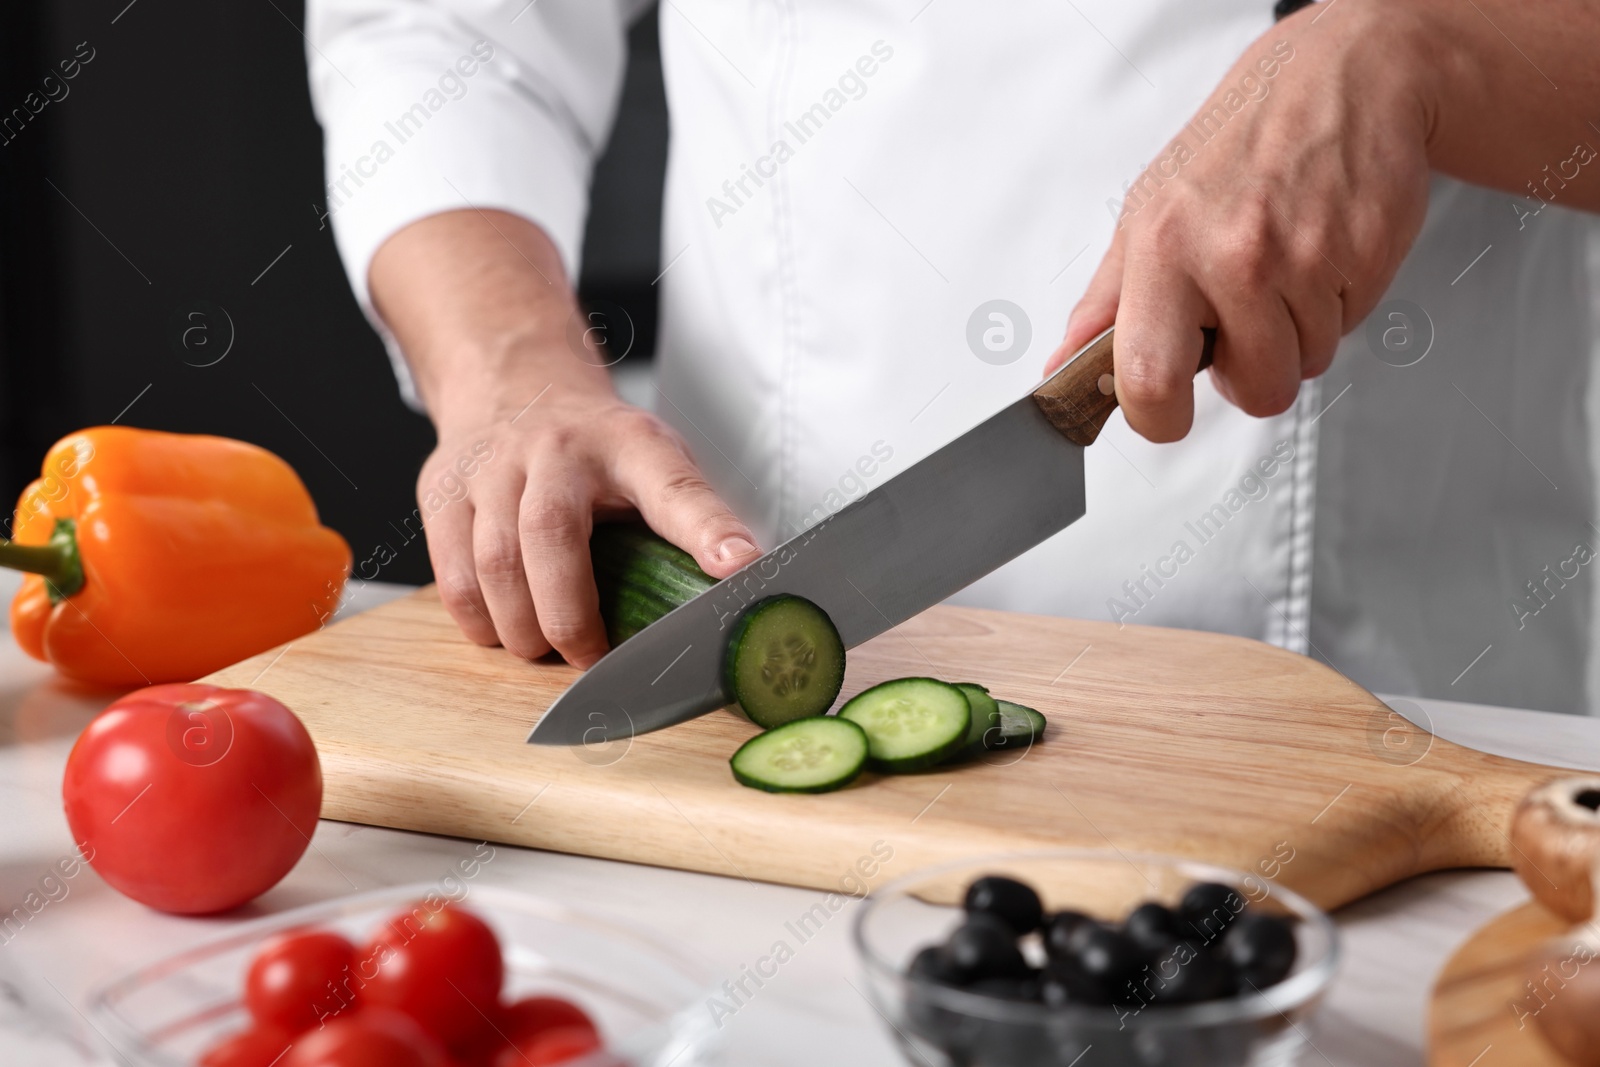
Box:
[452,995,597,1066]
[492,1026,602,1067]
[282,1009,447,1067]
[246,929,357,1034]
[445,1002,509,1067]
[358,903,503,1044]
[199,1025,294,1067]
[62,684,321,914]
[500,996,596,1043]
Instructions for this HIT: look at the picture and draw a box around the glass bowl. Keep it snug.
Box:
[86,883,722,1067]
[853,850,1339,1067]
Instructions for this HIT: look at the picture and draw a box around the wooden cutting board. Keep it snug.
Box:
[1430,900,1571,1066]
[205,586,1563,909]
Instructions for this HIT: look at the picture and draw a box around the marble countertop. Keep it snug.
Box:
[1,572,1593,1067]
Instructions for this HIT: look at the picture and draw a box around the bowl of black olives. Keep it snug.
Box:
[851,850,1338,1067]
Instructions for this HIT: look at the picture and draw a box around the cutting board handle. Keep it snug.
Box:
[1032,326,1217,446]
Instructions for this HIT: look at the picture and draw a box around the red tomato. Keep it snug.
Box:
[492,1026,601,1067]
[246,929,357,1034]
[282,1009,447,1067]
[62,684,321,914]
[445,1002,509,1067]
[358,903,503,1044]
[501,996,596,1043]
[199,1025,294,1067]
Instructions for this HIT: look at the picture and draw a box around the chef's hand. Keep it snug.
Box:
[1047,1,1433,441]
[370,209,761,667]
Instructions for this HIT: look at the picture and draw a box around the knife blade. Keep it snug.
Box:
[528,325,1214,746]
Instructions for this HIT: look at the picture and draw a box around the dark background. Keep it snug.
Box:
[0,0,666,585]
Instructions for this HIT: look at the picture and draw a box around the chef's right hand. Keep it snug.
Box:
[370,209,762,667]
[1045,2,1433,441]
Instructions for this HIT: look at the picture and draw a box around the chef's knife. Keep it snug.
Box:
[528,326,1215,746]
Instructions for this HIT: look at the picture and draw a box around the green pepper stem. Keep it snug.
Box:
[0,539,71,577]
[0,518,85,601]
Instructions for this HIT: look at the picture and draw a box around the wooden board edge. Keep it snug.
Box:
[1428,899,1572,1067]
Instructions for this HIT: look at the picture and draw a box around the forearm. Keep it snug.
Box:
[368,209,614,431]
[1393,0,1600,210]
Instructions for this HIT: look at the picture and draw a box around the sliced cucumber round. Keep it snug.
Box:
[730,717,868,793]
[724,594,846,729]
[953,682,1000,755]
[839,678,971,773]
[987,699,1048,751]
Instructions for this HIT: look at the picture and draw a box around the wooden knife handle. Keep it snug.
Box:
[1032,327,1217,446]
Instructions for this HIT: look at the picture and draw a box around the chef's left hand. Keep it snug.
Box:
[1047,0,1432,442]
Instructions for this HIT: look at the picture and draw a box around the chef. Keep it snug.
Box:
[306,0,1599,712]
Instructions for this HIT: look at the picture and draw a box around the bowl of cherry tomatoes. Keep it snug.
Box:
[86,884,721,1067]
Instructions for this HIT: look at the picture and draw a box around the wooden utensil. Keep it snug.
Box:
[1430,900,1570,1067]
[1431,776,1600,1066]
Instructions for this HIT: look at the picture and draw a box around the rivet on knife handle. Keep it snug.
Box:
[1032,326,1218,447]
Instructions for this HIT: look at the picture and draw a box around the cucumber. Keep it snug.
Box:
[590,523,716,647]
[724,594,846,728]
[589,527,849,728]
[839,678,971,773]
[730,717,868,793]
[954,683,1000,753]
[942,693,1049,763]
[987,699,1048,752]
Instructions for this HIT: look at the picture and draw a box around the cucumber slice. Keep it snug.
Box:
[839,678,971,773]
[945,694,1048,762]
[987,699,1048,751]
[954,683,1000,753]
[730,717,868,793]
[724,595,846,728]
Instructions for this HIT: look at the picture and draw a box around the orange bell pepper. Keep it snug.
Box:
[2,426,351,688]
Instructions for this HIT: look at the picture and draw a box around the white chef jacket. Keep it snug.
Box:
[306,0,1597,713]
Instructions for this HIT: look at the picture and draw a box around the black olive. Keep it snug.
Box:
[1178,881,1246,945]
[1123,901,1181,954]
[1039,958,1098,1006]
[908,944,960,985]
[1042,909,1095,960]
[964,875,1045,934]
[967,975,1042,1002]
[1042,953,1123,1006]
[938,914,1031,983]
[1220,911,1298,989]
[1148,939,1239,1004]
[1056,921,1149,1004]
